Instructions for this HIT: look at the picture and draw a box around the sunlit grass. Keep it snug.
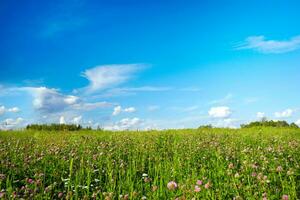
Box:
[0,128,299,199]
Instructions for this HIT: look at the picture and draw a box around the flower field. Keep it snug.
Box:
[0,128,299,199]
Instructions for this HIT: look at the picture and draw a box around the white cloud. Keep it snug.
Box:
[0,117,24,130]
[112,106,122,116]
[72,116,82,124]
[295,119,300,127]
[21,87,80,113]
[82,64,146,93]
[274,109,294,118]
[59,116,66,124]
[7,107,20,113]
[236,35,300,54]
[64,95,79,104]
[213,118,239,129]
[0,106,21,115]
[112,106,136,116]
[256,112,265,119]
[104,117,143,130]
[123,107,136,113]
[208,106,232,118]
[0,106,5,115]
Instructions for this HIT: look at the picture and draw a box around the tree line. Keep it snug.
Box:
[241,118,299,128]
[26,124,92,131]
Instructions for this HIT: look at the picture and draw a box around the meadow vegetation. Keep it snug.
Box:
[0,128,299,199]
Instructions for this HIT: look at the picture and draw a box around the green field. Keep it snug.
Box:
[0,128,299,199]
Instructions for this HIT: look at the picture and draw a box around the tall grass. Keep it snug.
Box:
[0,128,299,199]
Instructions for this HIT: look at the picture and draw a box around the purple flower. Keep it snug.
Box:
[167,181,178,190]
[194,185,201,192]
[196,180,203,185]
[282,195,289,200]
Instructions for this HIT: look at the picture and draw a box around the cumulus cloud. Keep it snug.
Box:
[0,117,24,130]
[295,119,300,127]
[8,107,20,113]
[274,109,294,118]
[82,64,147,93]
[236,35,300,54]
[112,106,122,116]
[112,106,136,116]
[72,116,82,124]
[123,107,136,113]
[213,118,239,129]
[20,87,80,113]
[59,116,66,124]
[256,112,265,119]
[104,117,143,130]
[0,106,21,115]
[208,106,232,118]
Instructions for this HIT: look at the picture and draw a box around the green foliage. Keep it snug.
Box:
[198,124,213,129]
[0,128,299,199]
[26,124,89,131]
[241,120,299,128]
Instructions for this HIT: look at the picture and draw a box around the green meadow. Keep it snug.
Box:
[0,128,299,199]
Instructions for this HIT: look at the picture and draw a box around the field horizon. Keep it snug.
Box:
[1,127,299,199]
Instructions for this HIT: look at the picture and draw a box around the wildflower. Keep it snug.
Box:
[234,173,240,178]
[282,195,289,200]
[276,166,283,172]
[0,192,5,198]
[196,180,203,185]
[233,196,242,200]
[204,182,211,189]
[167,181,178,190]
[152,185,158,192]
[142,196,147,200]
[287,170,293,176]
[228,163,234,169]
[26,178,34,184]
[124,194,129,200]
[251,172,257,177]
[142,173,148,177]
[194,185,201,192]
[58,192,63,198]
[0,174,6,181]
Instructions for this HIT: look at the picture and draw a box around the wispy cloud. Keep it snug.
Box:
[274,108,294,118]
[236,35,300,54]
[82,64,147,93]
[39,0,87,38]
[209,93,233,105]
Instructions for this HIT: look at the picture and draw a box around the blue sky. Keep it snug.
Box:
[1,0,300,130]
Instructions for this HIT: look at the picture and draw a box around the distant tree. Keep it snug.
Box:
[290,123,299,129]
[198,124,213,129]
[26,124,92,131]
[241,120,298,128]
